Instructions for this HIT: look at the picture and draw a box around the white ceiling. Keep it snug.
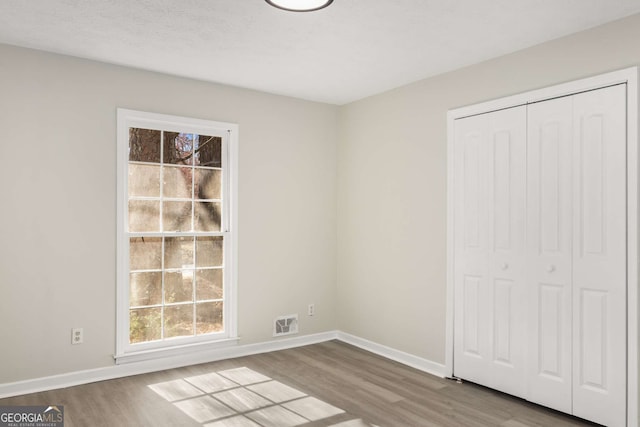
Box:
[2,0,640,105]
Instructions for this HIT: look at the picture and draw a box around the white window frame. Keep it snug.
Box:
[115,109,238,364]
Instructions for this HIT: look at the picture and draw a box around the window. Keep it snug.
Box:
[116,109,238,362]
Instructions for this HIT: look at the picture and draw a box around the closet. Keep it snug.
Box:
[449,74,633,427]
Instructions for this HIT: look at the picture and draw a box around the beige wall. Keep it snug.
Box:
[0,44,338,383]
[337,13,640,364]
[3,11,640,386]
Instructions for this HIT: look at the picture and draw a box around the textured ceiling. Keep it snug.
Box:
[1,0,640,104]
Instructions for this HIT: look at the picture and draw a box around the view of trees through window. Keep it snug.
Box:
[127,127,225,344]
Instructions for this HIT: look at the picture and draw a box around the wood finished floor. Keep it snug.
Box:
[0,340,599,427]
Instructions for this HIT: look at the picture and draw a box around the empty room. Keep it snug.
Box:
[2,1,640,426]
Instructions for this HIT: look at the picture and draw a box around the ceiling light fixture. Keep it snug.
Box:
[265,0,334,12]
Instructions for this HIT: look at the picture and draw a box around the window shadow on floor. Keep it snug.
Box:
[148,366,379,427]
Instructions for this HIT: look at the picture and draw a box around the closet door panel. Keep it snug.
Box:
[454,114,491,386]
[487,107,527,397]
[572,84,626,427]
[526,97,573,413]
[454,107,526,397]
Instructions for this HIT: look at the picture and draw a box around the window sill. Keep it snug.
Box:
[114,337,240,365]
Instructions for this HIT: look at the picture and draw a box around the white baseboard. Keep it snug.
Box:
[336,331,446,378]
[0,330,445,398]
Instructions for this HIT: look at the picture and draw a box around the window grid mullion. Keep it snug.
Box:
[191,135,195,234]
[160,130,165,341]
[128,231,226,238]
[223,131,230,233]
[192,234,197,336]
[191,137,197,337]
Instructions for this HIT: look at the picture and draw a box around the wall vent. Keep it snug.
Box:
[273,314,298,337]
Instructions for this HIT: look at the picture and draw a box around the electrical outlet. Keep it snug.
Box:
[71,328,83,345]
[308,303,315,316]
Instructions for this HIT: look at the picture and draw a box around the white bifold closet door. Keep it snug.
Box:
[453,84,627,427]
[571,86,626,426]
[453,105,527,399]
[527,84,627,427]
[526,95,574,413]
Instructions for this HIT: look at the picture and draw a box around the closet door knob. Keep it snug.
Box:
[501,263,509,270]
[547,264,556,273]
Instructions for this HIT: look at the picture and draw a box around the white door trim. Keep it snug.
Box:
[445,67,638,426]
